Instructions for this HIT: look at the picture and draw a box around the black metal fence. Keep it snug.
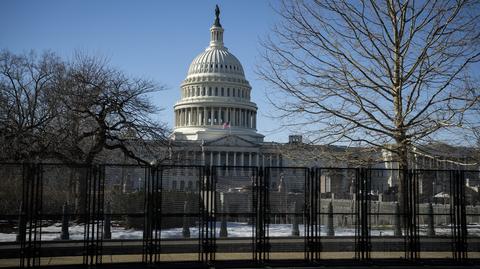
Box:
[0,163,479,267]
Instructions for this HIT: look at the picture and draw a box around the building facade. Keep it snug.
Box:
[140,7,479,199]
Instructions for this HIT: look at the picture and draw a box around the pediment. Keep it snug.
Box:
[205,135,259,147]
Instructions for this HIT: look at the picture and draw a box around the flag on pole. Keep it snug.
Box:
[222,121,230,129]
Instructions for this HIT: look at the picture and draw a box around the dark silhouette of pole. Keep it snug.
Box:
[16,202,25,242]
[60,202,69,240]
[427,202,435,236]
[219,199,228,238]
[327,201,334,236]
[182,201,190,238]
[104,202,111,240]
[394,202,402,236]
[292,202,300,236]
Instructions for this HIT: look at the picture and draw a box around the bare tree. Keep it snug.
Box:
[53,54,170,165]
[0,50,65,161]
[259,0,480,216]
[260,0,479,201]
[0,50,169,164]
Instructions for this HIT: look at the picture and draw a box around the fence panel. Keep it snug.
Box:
[0,163,478,268]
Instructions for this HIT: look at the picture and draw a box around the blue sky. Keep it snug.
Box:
[0,0,290,142]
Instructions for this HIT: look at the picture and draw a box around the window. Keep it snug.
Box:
[180,181,185,191]
[233,89,236,97]
[208,87,212,96]
[227,88,230,96]
[188,181,193,190]
[215,87,218,96]
[172,181,177,190]
[202,87,205,96]
[221,88,224,96]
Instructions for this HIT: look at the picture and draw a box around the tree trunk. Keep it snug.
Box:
[396,140,409,231]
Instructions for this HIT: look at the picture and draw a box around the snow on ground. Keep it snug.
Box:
[1,222,479,242]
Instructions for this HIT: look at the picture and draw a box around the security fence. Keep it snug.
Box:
[0,163,479,267]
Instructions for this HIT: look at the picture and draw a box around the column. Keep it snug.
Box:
[178,110,181,126]
[249,153,252,166]
[203,107,206,125]
[175,110,178,126]
[276,154,280,166]
[179,110,182,126]
[196,107,199,125]
[184,109,187,126]
[189,107,195,125]
[256,153,259,166]
[210,107,214,125]
[240,109,243,127]
[217,151,221,166]
[193,108,196,125]
[244,110,247,128]
[210,152,214,165]
[219,107,223,124]
[241,152,244,167]
[233,152,237,175]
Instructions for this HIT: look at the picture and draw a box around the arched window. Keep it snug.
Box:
[208,87,212,96]
[215,87,218,96]
[221,88,224,96]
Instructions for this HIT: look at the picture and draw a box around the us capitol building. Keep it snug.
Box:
[137,7,478,196]
[169,7,282,169]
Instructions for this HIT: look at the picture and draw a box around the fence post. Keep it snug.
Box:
[61,202,69,240]
[16,202,25,242]
[427,202,435,236]
[182,200,190,238]
[292,201,299,236]
[394,202,402,236]
[327,201,334,236]
[220,198,228,238]
[104,202,111,240]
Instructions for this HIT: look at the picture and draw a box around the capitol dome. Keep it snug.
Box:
[172,6,264,143]
[187,48,245,77]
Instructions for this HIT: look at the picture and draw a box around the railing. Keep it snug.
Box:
[0,163,479,267]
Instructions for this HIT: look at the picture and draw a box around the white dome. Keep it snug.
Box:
[187,47,245,77]
[172,7,264,143]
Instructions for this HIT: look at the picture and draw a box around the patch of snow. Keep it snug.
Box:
[1,222,479,242]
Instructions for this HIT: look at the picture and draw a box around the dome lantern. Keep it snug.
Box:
[210,5,224,49]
